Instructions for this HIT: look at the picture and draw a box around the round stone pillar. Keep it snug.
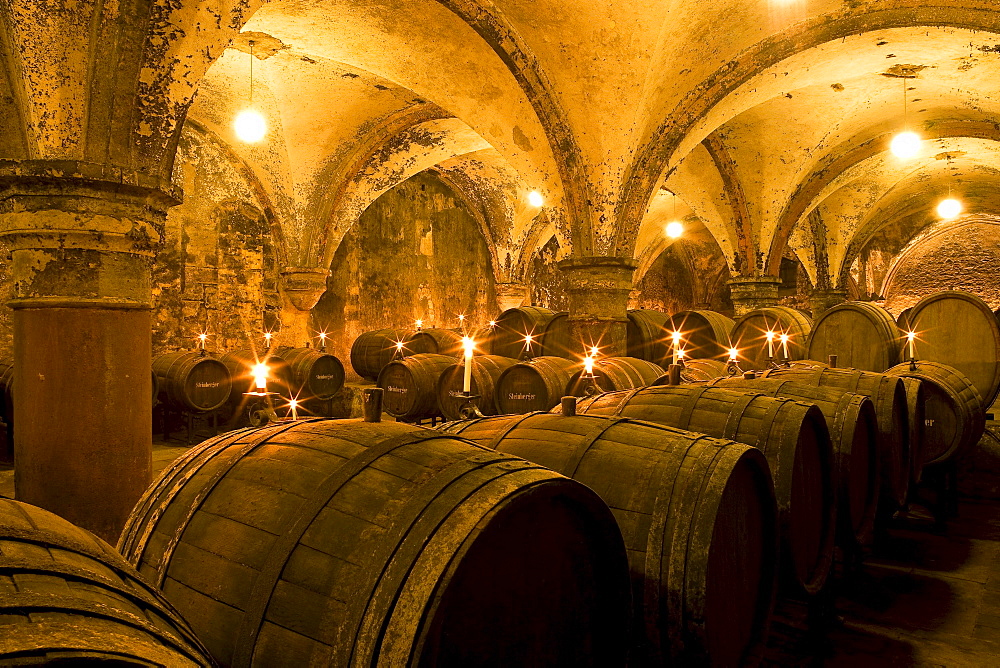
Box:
[727,276,782,317]
[277,267,330,348]
[809,288,848,319]
[557,257,636,358]
[495,282,529,312]
[0,161,177,543]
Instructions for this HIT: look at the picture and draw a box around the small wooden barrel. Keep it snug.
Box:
[118,420,632,668]
[807,302,903,373]
[574,385,835,597]
[626,309,671,364]
[0,498,213,667]
[436,355,518,420]
[440,412,778,667]
[731,307,813,369]
[666,310,737,360]
[378,353,457,421]
[886,361,985,467]
[494,356,578,414]
[407,328,464,356]
[491,306,555,359]
[762,366,911,509]
[678,358,729,382]
[153,351,233,413]
[350,328,412,380]
[898,376,927,484]
[705,376,879,548]
[565,357,665,397]
[906,291,1000,407]
[540,311,574,358]
[274,346,345,400]
[219,349,294,402]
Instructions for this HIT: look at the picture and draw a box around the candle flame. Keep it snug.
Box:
[264,332,272,341]
[907,331,916,341]
[590,346,599,357]
[198,333,207,342]
[728,347,739,361]
[462,336,475,356]
[765,331,774,341]
[415,319,423,328]
[319,332,327,341]
[525,334,533,344]
[251,362,269,390]
[677,348,686,360]
[395,341,405,351]
[671,331,682,342]
[489,320,496,327]
[779,333,789,343]
[458,314,465,321]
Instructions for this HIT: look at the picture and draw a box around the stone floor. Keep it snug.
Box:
[2,435,1000,666]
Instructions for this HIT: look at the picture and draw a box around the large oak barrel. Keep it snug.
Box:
[731,307,812,369]
[666,310,737,360]
[807,302,903,373]
[705,376,879,547]
[565,357,665,396]
[906,291,1000,407]
[541,311,574,359]
[273,346,345,400]
[406,328,464,356]
[219,349,294,403]
[378,353,457,421]
[762,366,910,508]
[897,307,913,331]
[491,306,555,359]
[494,356,578,414]
[0,498,213,666]
[153,351,233,413]
[626,309,671,364]
[118,420,632,667]
[886,361,985,467]
[574,385,834,597]
[678,358,729,382]
[898,376,927,484]
[436,354,518,421]
[350,328,411,381]
[0,357,12,462]
[440,412,777,666]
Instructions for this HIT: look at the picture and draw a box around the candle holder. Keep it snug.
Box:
[766,353,780,370]
[458,392,485,419]
[582,371,604,396]
[726,359,744,377]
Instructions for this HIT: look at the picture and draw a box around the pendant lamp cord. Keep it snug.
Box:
[249,40,254,108]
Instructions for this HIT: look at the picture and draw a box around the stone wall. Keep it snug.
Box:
[529,235,569,311]
[631,237,733,315]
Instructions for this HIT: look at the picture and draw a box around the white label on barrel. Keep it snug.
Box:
[387,386,408,394]
[509,393,536,400]
[925,419,935,427]
[315,375,335,380]
[196,382,220,388]
[448,390,465,398]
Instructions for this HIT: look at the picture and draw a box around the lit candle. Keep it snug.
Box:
[251,362,268,392]
[395,340,405,358]
[489,320,497,328]
[765,331,774,358]
[590,346,599,359]
[677,348,686,361]
[462,336,475,394]
[584,355,594,375]
[729,347,739,362]
[289,398,299,421]
[907,331,916,360]
[458,314,465,324]
[264,332,272,348]
[671,331,682,365]
[415,319,423,331]
[780,333,789,359]
[318,332,327,350]
[524,334,533,354]
[198,333,207,350]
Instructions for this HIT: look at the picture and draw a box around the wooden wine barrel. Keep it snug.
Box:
[118,420,632,668]
[705,376,879,547]
[0,358,12,463]
[467,325,495,356]
[273,346,345,401]
[152,368,159,403]
[436,355,518,421]
[350,328,412,381]
[491,306,555,359]
[666,310,737,360]
[541,311,574,359]
[574,385,834,597]
[565,357,665,397]
[0,498,213,667]
[896,307,913,331]
[898,376,927,485]
[219,349,294,402]
[378,353,457,421]
[906,291,1000,407]
[494,356,578,414]
[440,412,778,667]
[152,351,233,413]
[761,366,911,509]
[678,358,729,382]
[406,328,464,357]
[731,307,812,370]
[807,302,903,373]
[626,309,671,364]
[886,361,985,467]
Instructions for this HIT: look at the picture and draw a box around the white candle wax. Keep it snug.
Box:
[908,333,916,359]
[766,332,774,358]
[781,335,789,359]
[584,356,593,374]
[463,337,474,393]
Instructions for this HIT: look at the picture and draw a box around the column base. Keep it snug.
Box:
[558,257,636,358]
[809,289,848,318]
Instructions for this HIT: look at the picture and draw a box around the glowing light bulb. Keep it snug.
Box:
[937,198,962,219]
[234,109,267,143]
[528,190,544,207]
[890,131,920,159]
[665,221,684,238]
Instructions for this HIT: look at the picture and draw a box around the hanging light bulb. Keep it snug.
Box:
[890,76,919,159]
[665,221,684,238]
[937,198,962,219]
[234,39,267,143]
[528,190,544,207]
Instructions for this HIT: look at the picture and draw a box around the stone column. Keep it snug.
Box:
[495,282,529,312]
[557,257,636,358]
[0,161,177,543]
[727,276,782,317]
[277,267,330,348]
[809,288,848,319]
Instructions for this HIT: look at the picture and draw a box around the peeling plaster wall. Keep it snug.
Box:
[154,127,280,355]
[313,171,496,364]
[631,238,733,315]
[528,236,569,311]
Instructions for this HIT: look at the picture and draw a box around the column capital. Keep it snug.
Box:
[557,256,637,321]
[496,282,529,311]
[727,276,782,317]
[279,267,330,312]
[809,288,848,318]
